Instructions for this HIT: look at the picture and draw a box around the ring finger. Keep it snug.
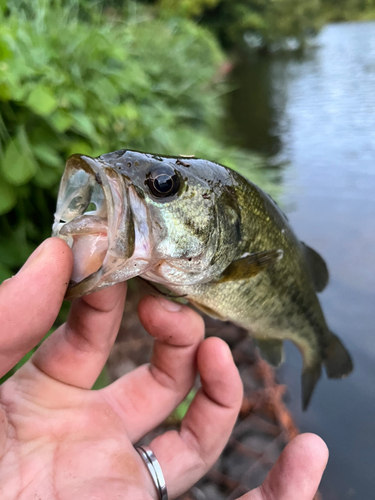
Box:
[145,337,243,499]
[102,295,206,442]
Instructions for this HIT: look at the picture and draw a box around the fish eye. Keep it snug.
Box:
[146,166,180,198]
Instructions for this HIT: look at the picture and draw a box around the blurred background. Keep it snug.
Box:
[0,0,375,498]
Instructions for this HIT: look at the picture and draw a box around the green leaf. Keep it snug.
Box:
[32,144,62,168]
[0,179,16,214]
[0,0,7,16]
[1,137,38,186]
[49,110,73,132]
[63,91,85,109]
[0,82,11,100]
[0,235,34,268]
[26,85,58,116]
[33,165,61,188]
[72,112,98,140]
[67,140,93,157]
[171,389,196,421]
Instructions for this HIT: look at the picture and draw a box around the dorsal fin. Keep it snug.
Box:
[302,243,329,292]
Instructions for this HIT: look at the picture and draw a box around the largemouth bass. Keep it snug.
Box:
[52,150,353,409]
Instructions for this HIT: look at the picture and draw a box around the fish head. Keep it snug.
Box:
[53,150,241,299]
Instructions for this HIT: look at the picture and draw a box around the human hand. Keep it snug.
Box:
[0,238,328,500]
[0,237,243,499]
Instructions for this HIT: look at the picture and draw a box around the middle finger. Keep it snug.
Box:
[102,295,205,443]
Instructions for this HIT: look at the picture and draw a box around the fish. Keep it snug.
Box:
[52,149,353,409]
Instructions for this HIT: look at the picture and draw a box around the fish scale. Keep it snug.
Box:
[53,149,353,409]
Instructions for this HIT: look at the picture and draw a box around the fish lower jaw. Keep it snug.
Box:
[61,218,153,296]
[65,256,151,299]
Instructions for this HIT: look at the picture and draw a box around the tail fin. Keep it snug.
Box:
[324,332,353,379]
[302,333,353,411]
[302,364,322,411]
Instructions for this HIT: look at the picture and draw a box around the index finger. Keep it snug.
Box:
[0,238,73,377]
[31,281,127,389]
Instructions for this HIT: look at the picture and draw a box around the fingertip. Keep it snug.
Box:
[137,295,205,346]
[198,337,243,409]
[19,237,73,281]
[289,433,329,468]
[2,237,73,296]
[35,238,73,290]
[257,432,328,500]
[42,236,73,264]
[45,237,74,268]
[197,337,233,370]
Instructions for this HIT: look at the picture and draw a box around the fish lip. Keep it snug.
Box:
[53,154,118,299]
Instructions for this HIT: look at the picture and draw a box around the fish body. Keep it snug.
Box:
[53,150,353,409]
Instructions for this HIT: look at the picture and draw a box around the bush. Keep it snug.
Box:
[0,0,270,281]
[320,0,375,22]
[157,0,323,47]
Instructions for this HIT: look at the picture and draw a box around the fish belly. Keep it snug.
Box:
[180,272,325,370]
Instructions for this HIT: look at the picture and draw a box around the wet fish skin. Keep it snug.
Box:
[54,150,353,409]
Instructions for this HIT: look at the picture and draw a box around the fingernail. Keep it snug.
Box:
[156,296,183,312]
[18,240,48,274]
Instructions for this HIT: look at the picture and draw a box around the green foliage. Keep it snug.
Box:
[168,388,197,422]
[157,0,323,47]
[0,0,268,280]
[320,0,375,22]
[157,0,375,47]
[159,0,218,18]
[2,130,38,185]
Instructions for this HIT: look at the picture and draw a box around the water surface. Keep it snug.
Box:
[228,22,375,499]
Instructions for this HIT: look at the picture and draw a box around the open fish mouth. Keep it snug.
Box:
[53,155,151,299]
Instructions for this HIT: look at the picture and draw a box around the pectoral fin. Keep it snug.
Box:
[256,339,284,367]
[302,243,329,292]
[218,249,283,284]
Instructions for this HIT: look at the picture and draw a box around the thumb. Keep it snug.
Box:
[237,433,328,500]
[0,238,73,377]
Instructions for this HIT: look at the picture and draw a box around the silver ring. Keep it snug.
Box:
[135,445,168,500]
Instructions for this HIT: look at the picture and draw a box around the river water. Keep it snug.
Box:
[227,22,375,499]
